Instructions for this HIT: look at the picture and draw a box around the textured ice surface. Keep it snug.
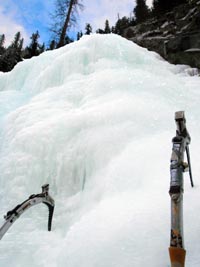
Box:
[0,34,200,267]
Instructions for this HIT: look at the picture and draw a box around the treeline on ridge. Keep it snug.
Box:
[0,0,192,72]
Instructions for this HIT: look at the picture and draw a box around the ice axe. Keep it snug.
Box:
[0,184,55,240]
[169,111,194,267]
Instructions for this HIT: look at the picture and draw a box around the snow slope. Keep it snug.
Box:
[0,34,200,267]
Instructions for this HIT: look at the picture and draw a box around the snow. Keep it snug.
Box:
[161,21,170,29]
[185,48,200,52]
[180,23,191,32]
[0,34,200,267]
[181,7,198,21]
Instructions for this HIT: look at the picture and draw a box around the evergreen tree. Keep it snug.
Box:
[104,19,111,34]
[65,35,74,44]
[111,26,115,33]
[152,0,160,15]
[152,0,187,15]
[134,0,150,24]
[130,17,137,26]
[12,32,24,62]
[24,31,44,58]
[39,43,45,54]
[152,0,170,14]
[0,34,5,55]
[0,49,12,72]
[85,23,92,35]
[77,31,83,40]
[96,28,104,34]
[49,40,57,50]
[0,32,24,72]
[11,32,21,48]
[0,31,46,72]
[29,31,40,57]
[114,16,130,35]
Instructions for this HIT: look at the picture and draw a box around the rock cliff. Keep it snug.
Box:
[123,1,200,69]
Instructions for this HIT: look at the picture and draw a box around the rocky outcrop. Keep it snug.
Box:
[123,1,200,69]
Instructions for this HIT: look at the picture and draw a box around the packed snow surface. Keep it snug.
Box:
[0,34,200,267]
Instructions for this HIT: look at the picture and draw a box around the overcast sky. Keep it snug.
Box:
[0,0,153,47]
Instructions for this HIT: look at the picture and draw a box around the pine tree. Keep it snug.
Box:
[0,34,5,55]
[77,31,83,40]
[96,28,104,34]
[114,16,130,35]
[134,0,150,24]
[65,35,73,44]
[152,0,170,14]
[104,20,111,34]
[0,32,24,72]
[12,32,24,62]
[49,40,57,50]
[111,26,115,33]
[29,31,40,57]
[11,32,21,49]
[39,43,45,54]
[152,0,187,16]
[24,31,43,58]
[85,23,92,35]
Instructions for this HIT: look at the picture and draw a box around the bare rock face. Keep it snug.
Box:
[123,1,200,69]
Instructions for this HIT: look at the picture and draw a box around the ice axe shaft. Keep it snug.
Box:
[169,111,193,267]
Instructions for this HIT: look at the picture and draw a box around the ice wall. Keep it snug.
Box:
[0,34,200,267]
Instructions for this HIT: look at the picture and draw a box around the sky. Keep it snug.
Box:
[0,0,153,47]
